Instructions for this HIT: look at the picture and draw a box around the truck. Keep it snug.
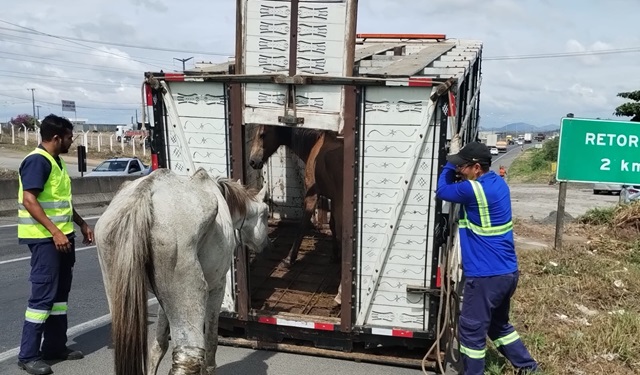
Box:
[496,140,508,152]
[524,133,533,143]
[486,134,498,148]
[535,133,545,142]
[143,2,482,370]
[115,124,149,143]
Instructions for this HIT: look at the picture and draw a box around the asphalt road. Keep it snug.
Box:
[0,208,428,375]
[490,142,537,172]
[0,149,99,178]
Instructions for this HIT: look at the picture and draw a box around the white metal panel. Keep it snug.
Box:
[160,81,236,313]
[263,146,305,220]
[356,86,440,331]
[242,0,351,132]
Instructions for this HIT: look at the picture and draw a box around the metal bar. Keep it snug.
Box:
[354,43,401,62]
[147,72,454,86]
[288,0,300,76]
[159,81,196,174]
[235,0,245,75]
[364,44,455,77]
[151,87,167,169]
[554,182,568,250]
[340,84,357,332]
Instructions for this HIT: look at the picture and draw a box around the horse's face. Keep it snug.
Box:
[249,125,282,169]
[242,184,273,253]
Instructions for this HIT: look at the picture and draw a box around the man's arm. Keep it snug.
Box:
[73,208,86,227]
[435,162,475,204]
[73,208,94,244]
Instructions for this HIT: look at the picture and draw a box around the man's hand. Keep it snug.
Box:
[449,133,461,155]
[52,230,72,252]
[80,222,94,245]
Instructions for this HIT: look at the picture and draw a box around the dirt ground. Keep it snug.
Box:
[510,183,619,222]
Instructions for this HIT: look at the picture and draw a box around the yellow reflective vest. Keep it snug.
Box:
[17,148,74,239]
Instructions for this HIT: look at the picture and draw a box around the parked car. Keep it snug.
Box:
[619,185,640,204]
[593,183,623,195]
[85,157,150,177]
[490,147,499,155]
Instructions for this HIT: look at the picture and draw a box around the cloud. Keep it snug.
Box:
[129,0,168,12]
[565,39,614,66]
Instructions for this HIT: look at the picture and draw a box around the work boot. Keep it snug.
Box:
[18,360,53,375]
[42,348,84,361]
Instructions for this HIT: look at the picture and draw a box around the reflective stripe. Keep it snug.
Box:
[17,215,73,225]
[461,181,513,237]
[494,331,520,347]
[469,180,491,227]
[25,308,50,324]
[459,218,513,236]
[50,302,68,316]
[18,201,71,210]
[459,345,486,359]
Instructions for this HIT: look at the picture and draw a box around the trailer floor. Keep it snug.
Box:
[249,220,341,318]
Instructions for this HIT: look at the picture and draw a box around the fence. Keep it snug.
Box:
[0,124,149,157]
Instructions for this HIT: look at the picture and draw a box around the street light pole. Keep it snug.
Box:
[174,57,194,71]
[28,88,36,120]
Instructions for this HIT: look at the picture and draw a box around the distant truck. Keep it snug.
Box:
[535,133,546,141]
[496,140,508,152]
[524,133,533,143]
[486,134,498,147]
[115,125,148,143]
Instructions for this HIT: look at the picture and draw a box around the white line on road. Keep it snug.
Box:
[0,215,102,229]
[0,298,158,363]
[493,146,523,164]
[0,246,96,266]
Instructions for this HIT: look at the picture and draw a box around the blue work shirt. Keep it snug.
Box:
[435,162,518,277]
[18,145,75,245]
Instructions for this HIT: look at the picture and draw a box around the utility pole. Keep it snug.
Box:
[28,88,36,120]
[36,105,41,120]
[174,57,193,71]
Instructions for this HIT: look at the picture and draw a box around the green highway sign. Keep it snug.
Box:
[556,117,640,184]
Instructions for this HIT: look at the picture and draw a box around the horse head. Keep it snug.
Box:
[249,124,286,169]
[217,177,273,252]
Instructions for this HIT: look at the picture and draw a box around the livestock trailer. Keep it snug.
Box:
[143,0,482,368]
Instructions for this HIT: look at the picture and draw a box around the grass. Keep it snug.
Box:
[507,149,554,184]
[498,204,640,374]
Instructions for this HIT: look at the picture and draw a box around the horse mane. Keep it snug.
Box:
[214,176,259,218]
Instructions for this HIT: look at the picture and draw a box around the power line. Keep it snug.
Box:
[0,20,170,70]
[483,47,640,61]
[0,92,136,111]
[0,71,139,88]
[0,32,175,65]
[0,51,143,75]
[0,25,232,56]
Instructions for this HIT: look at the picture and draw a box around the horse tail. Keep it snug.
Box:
[107,177,155,375]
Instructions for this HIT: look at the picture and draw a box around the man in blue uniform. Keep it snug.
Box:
[17,114,94,375]
[436,136,539,375]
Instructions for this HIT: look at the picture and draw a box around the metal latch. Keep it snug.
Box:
[406,285,441,296]
[278,115,305,125]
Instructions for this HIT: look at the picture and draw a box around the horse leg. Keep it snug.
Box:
[203,284,225,375]
[285,190,317,266]
[147,305,170,375]
[156,260,208,375]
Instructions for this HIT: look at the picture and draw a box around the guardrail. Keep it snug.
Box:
[0,176,139,217]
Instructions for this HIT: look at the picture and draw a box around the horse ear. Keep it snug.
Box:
[236,179,242,185]
[257,184,269,202]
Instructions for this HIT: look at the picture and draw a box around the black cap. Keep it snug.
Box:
[447,141,492,166]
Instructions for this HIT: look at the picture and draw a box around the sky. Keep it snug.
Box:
[1,0,639,129]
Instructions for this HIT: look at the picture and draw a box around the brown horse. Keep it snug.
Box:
[248,125,344,266]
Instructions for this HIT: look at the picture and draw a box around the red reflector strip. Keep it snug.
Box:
[258,316,277,325]
[151,154,159,171]
[314,323,335,331]
[392,329,414,338]
[408,77,433,87]
[436,266,442,288]
[164,73,185,81]
[357,33,446,40]
[144,84,153,105]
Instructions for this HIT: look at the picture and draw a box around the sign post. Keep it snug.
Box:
[61,100,77,122]
[555,117,640,249]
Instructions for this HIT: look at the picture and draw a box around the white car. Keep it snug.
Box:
[490,147,499,155]
[85,157,150,177]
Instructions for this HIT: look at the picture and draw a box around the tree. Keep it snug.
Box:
[614,90,640,122]
[10,114,37,130]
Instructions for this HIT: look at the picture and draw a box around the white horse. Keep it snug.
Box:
[95,167,271,375]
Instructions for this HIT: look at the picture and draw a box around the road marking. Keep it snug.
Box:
[0,215,102,229]
[0,298,158,363]
[492,146,521,163]
[0,246,96,266]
